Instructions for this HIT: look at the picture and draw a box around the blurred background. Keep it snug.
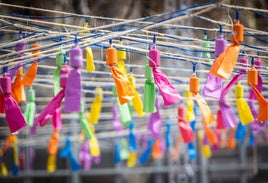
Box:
[1,0,268,183]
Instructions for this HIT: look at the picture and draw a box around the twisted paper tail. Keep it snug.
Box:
[194,93,215,125]
[22,62,38,87]
[236,98,254,125]
[210,44,240,79]
[127,151,137,167]
[47,154,56,173]
[12,67,26,103]
[80,111,93,140]
[132,89,144,116]
[113,105,123,132]
[4,95,27,133]
[64,69,81,112]
[24,101,36,127]
[227,128,236,149]
[110,66,134,105]
[114,141,121,164]
[52,107,62,129]
[148,111,162,138]
[152,139,163,159]
[219,97,237,128]
[1,135,15,153]
[152,67,181,106]
[248,75,263,100]
[251,86,268,121]
[89,136,100,157]
[53,66,61,95]
[143,79,156,113]
[178,105,195,143]
[60,139,81,172]
[87,94,102,124]
[139,138,154,165]
[216,109,225,129]
[35,89,65,127]
[203,73,223,99]
[248,101,266,132]
[203,124,219,145]
[221,74,244,97]
[48,129,59,155]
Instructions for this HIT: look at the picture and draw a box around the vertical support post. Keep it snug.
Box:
[154,159,164,183]
[239,142,247,183]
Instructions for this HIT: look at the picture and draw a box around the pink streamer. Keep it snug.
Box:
[52,107,62,129]
[35,89,65,127]
[152,67,181,106]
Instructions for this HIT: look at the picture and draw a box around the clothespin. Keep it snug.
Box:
[148,35,181,106]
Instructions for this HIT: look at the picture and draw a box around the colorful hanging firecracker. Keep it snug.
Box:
[203,25,227,99]
[24,87,36,127]
[209,11,242,79]
[0,73,26,133]
[205,11,244,98]
[64,37,83,112]
[106,39,134,105]
[148,36,181,106]
[189,63,214,125]
[248,57,268,121]
[35,64,70,126]
[143,48,156,113]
